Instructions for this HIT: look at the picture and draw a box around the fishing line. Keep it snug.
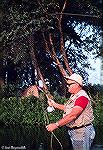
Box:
[40,89,63,150]
[42,105,63,150]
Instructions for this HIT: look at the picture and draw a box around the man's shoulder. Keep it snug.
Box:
[77,90,90,99]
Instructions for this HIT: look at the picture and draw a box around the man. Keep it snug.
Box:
[46,73,95,150]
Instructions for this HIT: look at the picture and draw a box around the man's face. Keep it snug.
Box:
[66,80,79,94]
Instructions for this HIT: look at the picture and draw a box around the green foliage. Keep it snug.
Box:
[93,94,103,126]
[0,0,102,88]
[0,84,20,99]
[0,95,45,126]
[0,94,67,126]
[0,92,103,127]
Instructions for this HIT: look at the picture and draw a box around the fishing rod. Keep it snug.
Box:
[37,80,55,112]
[37,80,63,150]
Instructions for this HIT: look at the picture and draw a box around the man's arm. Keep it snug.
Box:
[56,106,83,127]
[56,96,89,127]
[48,99,65,110]
[46,106,83,132]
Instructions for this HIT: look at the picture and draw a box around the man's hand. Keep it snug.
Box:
[46,123,58,132]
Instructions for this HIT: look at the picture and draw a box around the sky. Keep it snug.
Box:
[87,57,101,85]
[73,23,102,85]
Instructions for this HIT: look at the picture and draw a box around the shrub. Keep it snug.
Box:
[0,92,103,127]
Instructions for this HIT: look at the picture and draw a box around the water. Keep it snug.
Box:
[0,125,72,150]
[0,125,103,150]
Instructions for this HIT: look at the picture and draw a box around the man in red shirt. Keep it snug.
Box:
[46,73,95,150]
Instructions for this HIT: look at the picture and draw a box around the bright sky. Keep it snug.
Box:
[74,23,101,85]
[65,22,102,85]
[87,57,101,85]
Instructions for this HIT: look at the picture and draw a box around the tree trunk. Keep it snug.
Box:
[42,32,68,96]
[28,34,54,100]
[58,0,73,75]
[49,33,68,77]
[42,32,68,77]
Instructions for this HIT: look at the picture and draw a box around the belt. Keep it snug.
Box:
[67,123,92,130]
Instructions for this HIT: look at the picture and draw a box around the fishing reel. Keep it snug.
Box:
[47,106,55,112]
[47,99,55,112]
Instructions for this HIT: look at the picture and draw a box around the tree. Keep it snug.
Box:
[0,0,102,96]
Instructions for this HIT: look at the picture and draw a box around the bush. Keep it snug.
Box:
[0,92,103,127]
[0,94,66,126]
[0,96,42,126]
[93,94,103,126]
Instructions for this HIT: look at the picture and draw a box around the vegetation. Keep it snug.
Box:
[0,88,67,126]
[0,84,103,148]
[0,0,103,148]
[0,0,102,97]
[0,84,103,127]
